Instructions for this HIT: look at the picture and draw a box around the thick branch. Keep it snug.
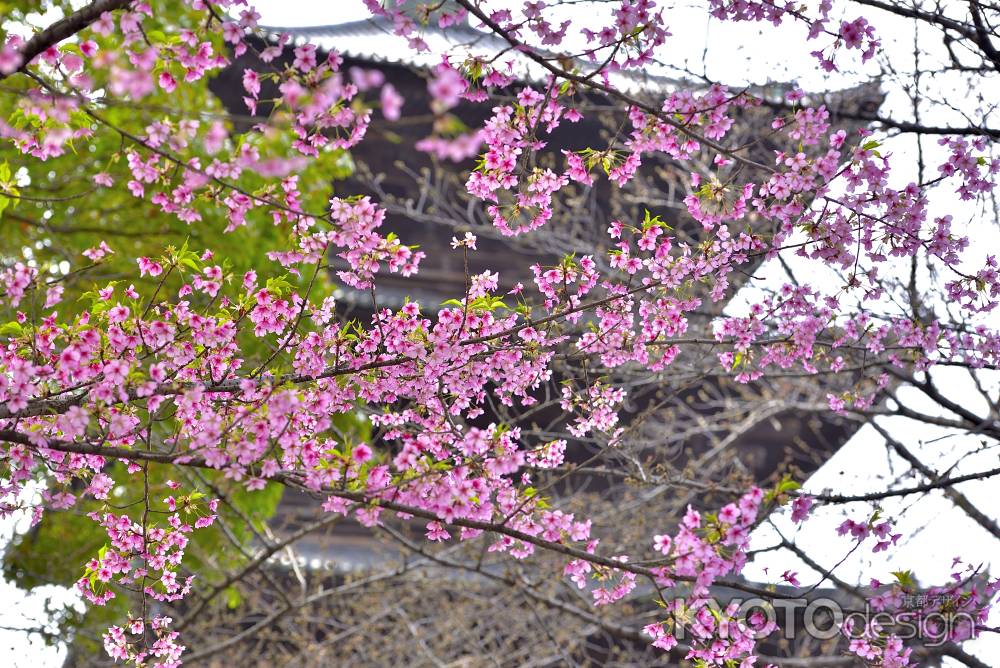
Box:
[870,421,1000,539]
[452,0,774,173]
[0,0,133,82]
[6,428,1000,601]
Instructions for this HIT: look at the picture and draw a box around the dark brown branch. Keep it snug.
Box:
[6,428,1000,602]
[869,421,1000,539]
[763,98,1000,139]
[452,0,774,173]
[0,0,133,82]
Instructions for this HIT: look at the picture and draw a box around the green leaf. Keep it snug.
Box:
[766,473,800,502]
[892,569,916,590]
[265,275,292,297]
[0,321,23,337]
[776,476,800,494]
[225,586,242,609]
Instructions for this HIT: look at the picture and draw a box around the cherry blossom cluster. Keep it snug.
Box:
[633,489,770,662]
[845,561,999,667]
[706,0,879,70]
[104,614,184,668]
[82,485,217,668]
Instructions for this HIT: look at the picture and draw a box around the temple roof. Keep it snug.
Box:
[263,15,687,94]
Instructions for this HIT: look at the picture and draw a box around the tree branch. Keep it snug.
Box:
[0,0,133,82]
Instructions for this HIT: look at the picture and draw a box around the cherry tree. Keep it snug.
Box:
[0,1,998,666]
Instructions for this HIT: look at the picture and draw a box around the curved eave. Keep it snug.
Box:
[261,18,686,96]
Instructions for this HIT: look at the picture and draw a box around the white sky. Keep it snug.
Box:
[3,1,998,665]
